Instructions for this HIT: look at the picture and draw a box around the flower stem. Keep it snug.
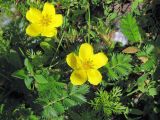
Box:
[87,3,91,43]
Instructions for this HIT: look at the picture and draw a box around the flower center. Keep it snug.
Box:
[41,14,52,26]
[82,60,93,70]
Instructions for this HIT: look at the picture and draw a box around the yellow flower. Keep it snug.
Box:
[66,43,108,85]
[26,2,63,37]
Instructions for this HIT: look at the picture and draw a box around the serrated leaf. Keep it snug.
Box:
[137,44,154,57]
[36,79,88,117]
[108,69,118,80]
[122,46,139,54]
[70,85,89,94]
[120,14,142,42]
[42,106,58,119]
[63,98,77,108]
[54,102,65,114]
[91,87,126,116]
[140,59,155,71]
[71,94,87,103]
[106,54,132,80]
[115,66,127,75]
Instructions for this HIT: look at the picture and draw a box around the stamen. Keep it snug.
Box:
[41,14,52,26]
[83,60,94,69]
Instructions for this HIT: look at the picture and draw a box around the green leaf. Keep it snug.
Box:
[140,59,155,72]
[24,77,33,90]
[137,74,147,92]
[131,0,144,14]
[91,87,126,116]
[42,106,58,119]
[36,79,89,119]
[70,84,89,94]
[40,41,53,54]
[137,45,156,72]
[105,54,132,80]
[12,69,27,80]
[34,74,48,84]
[24,58,34,75]
[149,88,157,96]
[120,14,142,43]
[0,104,4,114]
[54,102,65,114]
[70,94,87,103]
[129,108,143,115]
[63,98,77,108]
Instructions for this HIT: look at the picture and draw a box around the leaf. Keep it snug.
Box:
[24,77,33,90]
[42,106,58,119]
[24,58,34,75]
[137,45,154,56]
[63,98,77,108]
[120,14,142,42]
[131,0,144,14]
[34,74,48,84]
[136,45,156,72]
[36,79,89,118]
[12,69,27,80]
[140,59,155,71]
[122,46,139,54]
[70,84,89,94]
[54,102,65,114]
[149,88,157,96]
[40,41,53,54]
[137,74,147,92]
[105,54,132,80]
[129,108,143,115]
[70,94,87,103]
[138,56,148,63]
[91,87,126,116]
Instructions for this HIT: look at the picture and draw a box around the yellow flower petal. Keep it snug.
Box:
[51,14,63,27]
[79,43,93,61]
[66,53,82,69]
[70,70,87,85]
[26,8,42,23]
[26,24,42,37]
[41,26,57,37]
[87,69,102,85]
[92,52,108,69]
[42,2,55,16]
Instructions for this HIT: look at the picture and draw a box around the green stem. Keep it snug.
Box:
[138,39,142,48]
[87,3,91,43]
[43,96,68,109]
[126,89,139,96]
[50,32,64,66]
[43,91,87,109]
[55,33,65,54]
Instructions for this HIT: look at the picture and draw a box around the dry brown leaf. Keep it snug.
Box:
[122,46,139,54]
[138,56,149,63]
